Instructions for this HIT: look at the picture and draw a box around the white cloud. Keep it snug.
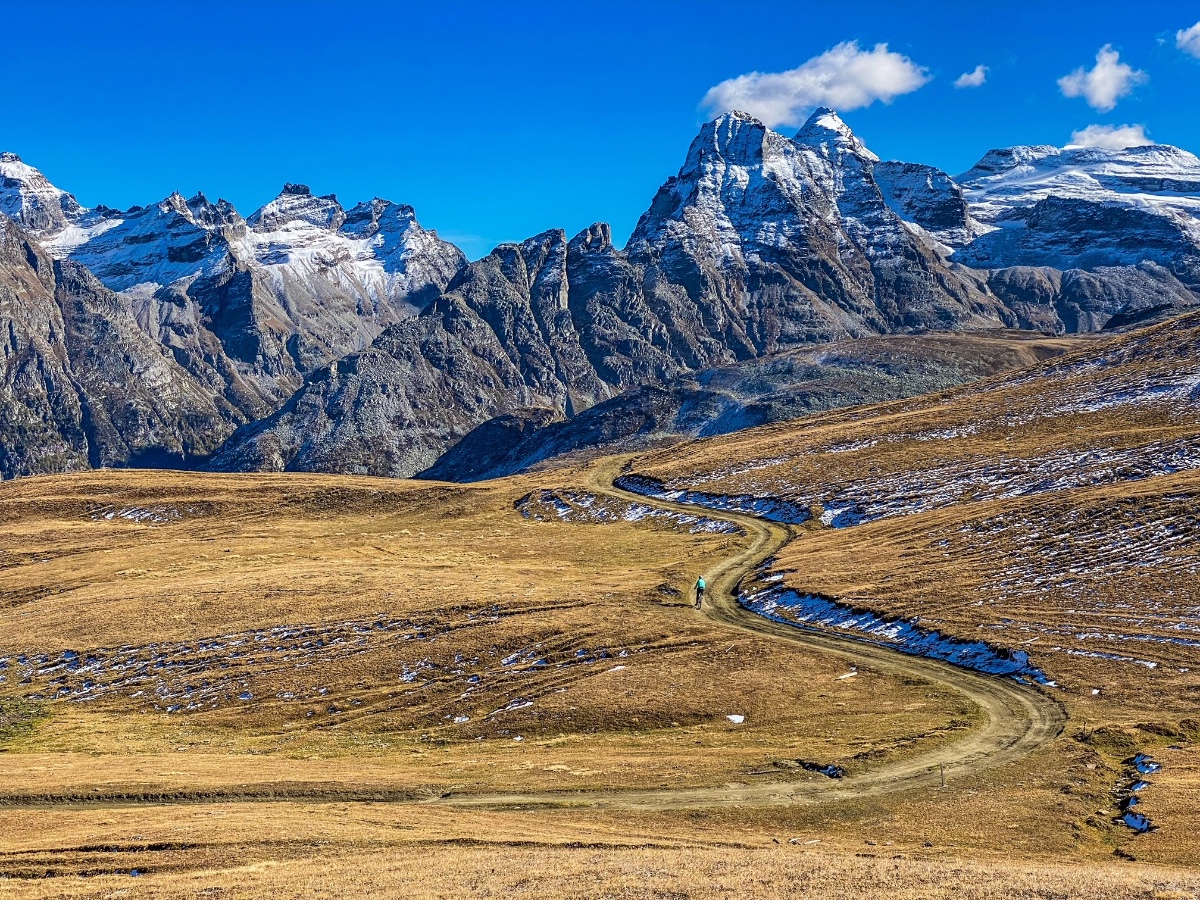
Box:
[1067,124,1155,150]
[1178,22,1200,58]
[701,42,930,128]
[1057,45,1148,112]
[954,65,989,88]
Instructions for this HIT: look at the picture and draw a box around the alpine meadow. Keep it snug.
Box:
[4,3,1200,897]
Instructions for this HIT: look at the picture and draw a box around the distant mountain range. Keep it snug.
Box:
[3,109,1199,480]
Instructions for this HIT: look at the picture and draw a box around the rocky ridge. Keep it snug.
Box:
[0,216,241,478]
[216,109,1195,479]
[211,110,1028,476]
[0,155,466,418]
[5,109,1200,480]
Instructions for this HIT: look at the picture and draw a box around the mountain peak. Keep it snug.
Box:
[957,145,1061,181]
[341,197,419,239]
[249,184,345,232]
[713,110,763,126]
[683,111,774,172]
[161,192,193,219]
[705,110,767,138]
[802,107,849,132]
[0,152,86,233]
[568,222,613,254]
[794,108,879,162]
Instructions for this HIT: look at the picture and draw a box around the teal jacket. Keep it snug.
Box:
[696,577,706,590]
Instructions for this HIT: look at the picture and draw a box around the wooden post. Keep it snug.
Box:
[940,764,946,788]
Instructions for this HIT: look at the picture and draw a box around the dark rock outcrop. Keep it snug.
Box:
[212,111,1025,477]
[421,331,1077,482]
[0,216,241,477]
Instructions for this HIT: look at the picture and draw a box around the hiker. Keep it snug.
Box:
[695,575,706,609]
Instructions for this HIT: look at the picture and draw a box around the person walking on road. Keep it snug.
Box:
[694,575,706,609]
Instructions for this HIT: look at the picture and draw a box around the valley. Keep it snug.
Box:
[3,306,1200,895]
[2,33,1200,898]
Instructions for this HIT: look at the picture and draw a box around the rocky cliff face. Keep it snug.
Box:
[956,196,1200,277]
[0,157,467,418]
[872,160,980,248]
[209,110,1027,478]
[208,228,617,476]
[6,110,1200,481]
[626,110,1007,345]
[0,216,241,478]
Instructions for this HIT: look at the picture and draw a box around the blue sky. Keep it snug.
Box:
[4,1,1199,258]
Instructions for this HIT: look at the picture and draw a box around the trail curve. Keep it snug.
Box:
[435,455,1066,811]
[0,454,1066,813]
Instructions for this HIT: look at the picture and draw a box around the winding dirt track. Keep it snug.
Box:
[432,456,1067,810]
[0,455,1066,813]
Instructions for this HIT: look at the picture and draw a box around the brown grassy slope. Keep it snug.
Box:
[2,837,1199,900]
[628,312,1200,699]
[636,310,1200,500]
[625,311,1200,865]
[0,470,968,799]
[0,465,1161,880]
[755,471,1200,867]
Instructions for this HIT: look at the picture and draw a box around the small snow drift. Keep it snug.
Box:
[799,761,847,779]
[743,586,1053,685]
[514,488,742,534]
[615,475,811,524]
[1133,753,1162,775]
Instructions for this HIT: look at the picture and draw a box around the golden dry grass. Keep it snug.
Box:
[4,318,1200,892]
[622,312,1200,868]
[0,787,1195,896]
[0,470,975,798]
[0,466,1018,891]
[1,836,1198,899]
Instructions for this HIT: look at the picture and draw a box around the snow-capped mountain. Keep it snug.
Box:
[66,191,240,293]
[212,110,1019,478]
[216,109,1200,479]
[246,185,464,313]
[625,109,1005,344]
[957,143,1200,225]
[0,151,83,232]
[794,107,880,162]
[6,108,1200,480]
[949,143,1200,277]
[0,155,467,418]
[0,152,121,252]
[0,155,465,310]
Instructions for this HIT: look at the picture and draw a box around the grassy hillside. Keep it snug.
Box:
[3,315,1200,896]
[629,310,1200,867]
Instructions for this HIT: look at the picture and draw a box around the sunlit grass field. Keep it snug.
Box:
[3,316,1200,896]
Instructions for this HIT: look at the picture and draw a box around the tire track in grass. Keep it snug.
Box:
[0,454,1066,813]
